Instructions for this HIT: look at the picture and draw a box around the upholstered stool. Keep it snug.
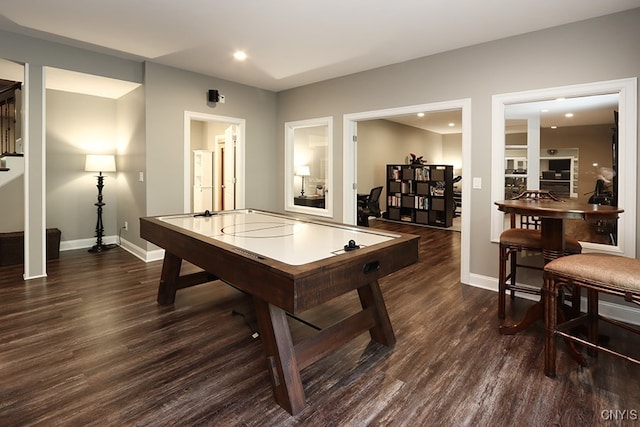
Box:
[543,253,640,377]
[498,228,582,319]
[498,189,582,320]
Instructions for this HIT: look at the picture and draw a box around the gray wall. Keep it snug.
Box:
[116,85,147,250]
[357,119,453,210]
[2,86,143,248]
[0,9,638,280]
[442,133,463,179]
[0,30,143,275]
[277,9,640,281]
[46,89,118,241]
[0,30,142,84]
[0,32,277,260]
[0,177,23,231]
[143,62,278,234]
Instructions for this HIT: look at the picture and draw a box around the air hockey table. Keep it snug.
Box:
[140,209,419,415]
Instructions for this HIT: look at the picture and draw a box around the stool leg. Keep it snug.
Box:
[587,288,599,357]
[509,248,517,300]
[498,244,507,319]
[570,284,581,318]
[544,273,558,377]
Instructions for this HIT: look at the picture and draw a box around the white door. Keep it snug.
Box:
[193,150,213,212]
[222,125,236,210]
[184,111,245,214]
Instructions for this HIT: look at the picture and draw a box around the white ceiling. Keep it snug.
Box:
[385,110,463,135]
[0,0,638,93]
[373,92,619,135]
[505,93,619,132]
[0,1,633,132]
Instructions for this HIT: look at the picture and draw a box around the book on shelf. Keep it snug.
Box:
[430,181,446,196]
[414,196,429,210]
[414,166,429,181]
[385,163,453,228]
[387,194,401,207]
[390,167,401,180]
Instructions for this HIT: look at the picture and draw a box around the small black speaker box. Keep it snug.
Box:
[208,89,219,103]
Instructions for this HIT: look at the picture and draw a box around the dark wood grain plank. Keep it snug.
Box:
[1,219,638,425]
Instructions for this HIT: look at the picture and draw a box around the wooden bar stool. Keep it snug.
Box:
[498,190,582,319]
[543,253,640,377]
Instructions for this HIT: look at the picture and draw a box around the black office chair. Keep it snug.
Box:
[357,186,383,227]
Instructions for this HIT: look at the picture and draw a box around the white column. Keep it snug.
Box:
[23,63,47,279]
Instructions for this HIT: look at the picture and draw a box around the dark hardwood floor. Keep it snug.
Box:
[1,220,638,426]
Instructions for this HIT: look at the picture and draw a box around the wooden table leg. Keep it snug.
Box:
[541,217,565,263]
[253,297,306,415]
[253,281,395,415]
[157,252,182,306]
[499,300,544,335]
[357,280,396,347]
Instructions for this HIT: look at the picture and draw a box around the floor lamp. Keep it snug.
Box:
[85,154,116,253]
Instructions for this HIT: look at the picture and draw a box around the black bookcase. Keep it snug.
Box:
[384,164,454,228]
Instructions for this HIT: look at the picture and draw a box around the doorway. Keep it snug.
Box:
[343,99,472,283]
[183,111,246,213]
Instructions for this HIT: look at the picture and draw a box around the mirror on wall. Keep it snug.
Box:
[491,79,637,256]
[284,117,332,217]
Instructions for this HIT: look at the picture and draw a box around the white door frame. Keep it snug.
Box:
[183,111,245,212]
[343,99,472,284]
[491,78,636,258]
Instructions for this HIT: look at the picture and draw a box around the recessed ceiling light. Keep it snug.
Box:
[550,125,558,129]
[448,122,455,127]
[417,112,425,117]
[233,51,247,61]
[541,109,549,113]
[565,113,574,118]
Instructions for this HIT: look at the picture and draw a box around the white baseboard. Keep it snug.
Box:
[59,235,164,263]
[465,273,639,326]
[118,238,151,262]
[59,235,119,251]
[135,245,165,262]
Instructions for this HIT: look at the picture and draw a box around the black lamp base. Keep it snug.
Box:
[88,243,117,253]
[89,172,118,254]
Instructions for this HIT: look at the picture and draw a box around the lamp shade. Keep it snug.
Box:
[296,165,310,177]
[85,154,116,173]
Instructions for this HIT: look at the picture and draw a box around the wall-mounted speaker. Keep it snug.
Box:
[208,89,219,103]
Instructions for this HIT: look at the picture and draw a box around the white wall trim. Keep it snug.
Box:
[59,235,163,263]
[22,63,30,279]
[284,116,334,218]
[22,63,48,280]
[343,98,472,285]
[183,111,246,213]
[490,78,637,258]
[120,238,161,262]
[143,248,166,262]
[59,235,119,251]
[465,274,640,327]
